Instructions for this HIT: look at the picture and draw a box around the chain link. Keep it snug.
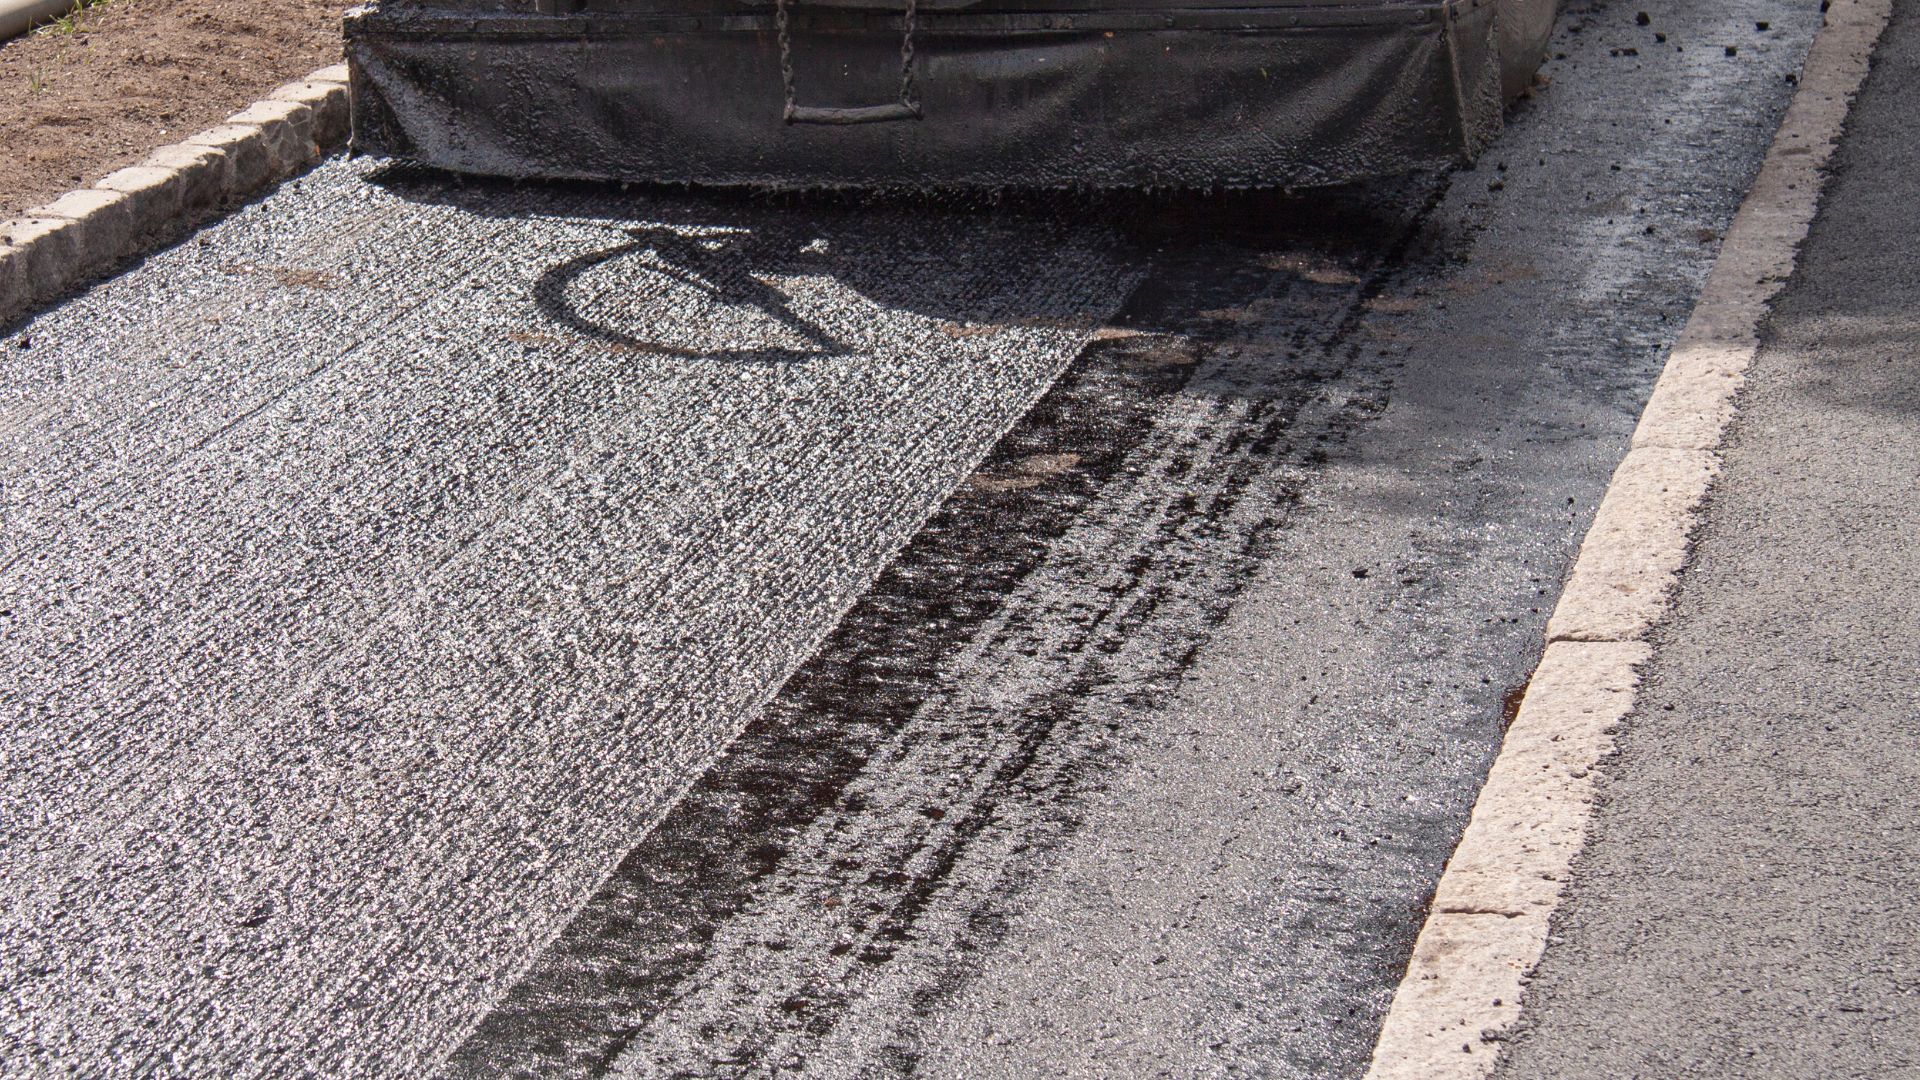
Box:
[776,0,797,117]
[775,0,918,122]
[899,0,916,107]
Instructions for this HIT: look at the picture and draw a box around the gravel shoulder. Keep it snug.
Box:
[1492,2,1920,1075]
[0,0,342,218]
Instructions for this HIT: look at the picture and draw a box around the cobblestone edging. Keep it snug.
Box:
[1361,1,1895,1078]
[0,63,349,329]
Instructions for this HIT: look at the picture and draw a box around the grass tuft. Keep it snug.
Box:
[32,0,120,38]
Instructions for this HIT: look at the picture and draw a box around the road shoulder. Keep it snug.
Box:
[1363,1,1895,1075]
[0,64,348,328]
[1492,0,1920,1071]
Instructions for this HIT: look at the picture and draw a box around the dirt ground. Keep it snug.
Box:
[0,0,343,220]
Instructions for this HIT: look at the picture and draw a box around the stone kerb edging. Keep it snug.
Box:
[0,63,351,328]
[1360,2,1894,1077]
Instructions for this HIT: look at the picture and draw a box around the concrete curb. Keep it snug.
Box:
[0,62,351,330]
[1,0,76,43]
[1362,1,1893,1077]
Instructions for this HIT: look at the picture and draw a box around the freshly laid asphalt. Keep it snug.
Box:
[1493,3,1920,1076]
[0,0,1824,1076]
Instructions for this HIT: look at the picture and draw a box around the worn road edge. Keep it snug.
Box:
[0,63,349,329]
[1361,0,1893,1076]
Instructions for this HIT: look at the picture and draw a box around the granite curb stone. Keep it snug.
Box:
[1362,1,1896,1076]
[0,63,351,328]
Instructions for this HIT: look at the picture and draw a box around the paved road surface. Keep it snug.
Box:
[1494,3,1920,1075]
[0,185,1136,1074]
[0,0,1818,1075]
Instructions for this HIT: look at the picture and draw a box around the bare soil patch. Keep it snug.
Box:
[0,0,342,219]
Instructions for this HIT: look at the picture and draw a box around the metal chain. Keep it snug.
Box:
[898,0,917,108]
[775,0,918,122]
[776,0,797,118]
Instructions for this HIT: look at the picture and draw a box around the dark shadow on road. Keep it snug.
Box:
[532,225,850,364]
[366,162,1441,379]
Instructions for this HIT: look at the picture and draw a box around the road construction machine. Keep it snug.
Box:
[343,0,1557,188]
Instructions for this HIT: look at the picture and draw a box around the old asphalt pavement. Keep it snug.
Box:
[0,0,1842,1076]
[1493,2,1920,1076]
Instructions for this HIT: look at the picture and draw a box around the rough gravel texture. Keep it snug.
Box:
[0,173,1133,1075]
[0,0,1823,1075]
[1493,2,1920,1076]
